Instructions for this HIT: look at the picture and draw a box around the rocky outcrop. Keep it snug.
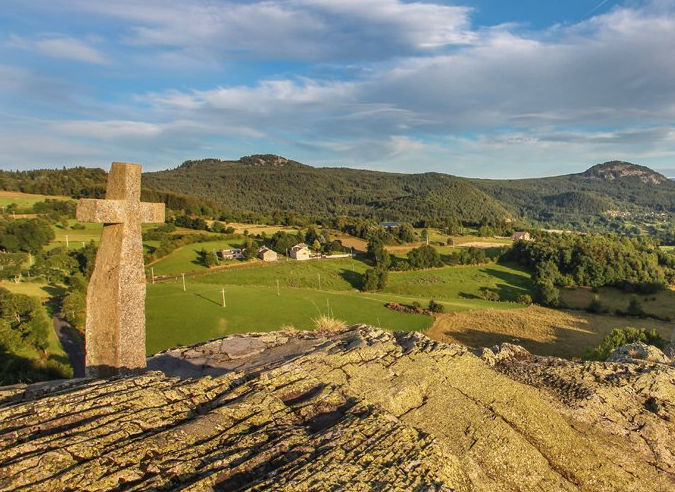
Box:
[608,341,671,364]
[582,161,668,184]
[2,326,675,491]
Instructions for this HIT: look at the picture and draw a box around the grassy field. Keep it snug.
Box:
[48,220,171,250]
[224,223,303,235]
[146,281,433,354]
[143,258,534,354]
[559,286,675,320]
[149,239,245,276]
[0,280,66,299]
[384,262,531,302]
[427,305,674,359]
[0,190,71,210]
[196,257,367,290]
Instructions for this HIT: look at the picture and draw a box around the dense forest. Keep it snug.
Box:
[507,232,675,306]
[144,155,511,223]
[145,156,675,231]
[473,161,675,231]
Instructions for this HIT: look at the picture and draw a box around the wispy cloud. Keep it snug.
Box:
[8,34,109,65]
[0,0,675,176]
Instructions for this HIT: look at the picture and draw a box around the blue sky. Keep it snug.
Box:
[1,0,675,178]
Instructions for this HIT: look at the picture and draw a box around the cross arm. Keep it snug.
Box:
[141,202,165,224]
[77,199,127,223]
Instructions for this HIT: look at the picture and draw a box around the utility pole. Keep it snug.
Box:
[65,235,69,249]
[182,273,186,292]
[151,267,155,284]
[221,288,226,307]
[276,279,280,296]
[318,274,321,290]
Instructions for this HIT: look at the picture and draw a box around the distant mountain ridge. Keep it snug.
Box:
[2,156,673,229]
[144,155,512,223]
[143,155,675,226]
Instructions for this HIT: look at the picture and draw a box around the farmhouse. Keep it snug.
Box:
[219,248,243,260]
[290,243,311,261]
[512,231,531,241]
[257,246,278,262]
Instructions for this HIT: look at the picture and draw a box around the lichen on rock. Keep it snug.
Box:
[1,326,674,491]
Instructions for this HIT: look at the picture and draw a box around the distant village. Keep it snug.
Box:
[219,243,354,263]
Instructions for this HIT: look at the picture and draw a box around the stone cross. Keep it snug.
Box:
[76,162,165,378]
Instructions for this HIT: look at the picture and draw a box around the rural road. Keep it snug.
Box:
[53,314,85,377]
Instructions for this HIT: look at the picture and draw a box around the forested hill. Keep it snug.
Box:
[143,155,511,223]
[2,157,674,227]
[471,160,675,225]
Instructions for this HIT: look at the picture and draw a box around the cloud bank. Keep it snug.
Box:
[0,0,674,177]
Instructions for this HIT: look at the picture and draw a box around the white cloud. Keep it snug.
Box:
[1,0,675,176]
[8,34,109,64]
[8,0,475,62]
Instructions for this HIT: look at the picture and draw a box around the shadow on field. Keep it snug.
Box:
[41,283,67,297]
[448,328,560,356]
[339,269,363,290]
[480,267,531,301]
[194,292,221,306]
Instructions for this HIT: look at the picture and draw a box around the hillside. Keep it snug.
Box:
[143,155,511,223]
[472,160,675,224]
[3,326,674,491]
[2,157,674,228]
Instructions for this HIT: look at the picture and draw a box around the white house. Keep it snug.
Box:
[289,243,311,261]
[219,248,243,260]
[258,246,278,262]
[512,231,531,241]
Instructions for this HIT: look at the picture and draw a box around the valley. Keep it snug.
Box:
[2,158,675,384]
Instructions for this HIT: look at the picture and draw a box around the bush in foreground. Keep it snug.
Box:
[585,327,666,361]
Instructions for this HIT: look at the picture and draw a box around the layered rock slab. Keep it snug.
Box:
[1,326,674,491]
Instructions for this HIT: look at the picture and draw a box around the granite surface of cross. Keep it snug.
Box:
[76,162,164,377]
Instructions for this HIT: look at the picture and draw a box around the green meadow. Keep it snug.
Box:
[149,239,245,276]
[0,190,72,211]
[144,258,532,354]
[145,281,433,353]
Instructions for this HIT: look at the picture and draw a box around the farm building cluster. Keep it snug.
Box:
[218,243,352,263]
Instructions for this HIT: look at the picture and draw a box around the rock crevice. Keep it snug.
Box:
[1,326,674,491]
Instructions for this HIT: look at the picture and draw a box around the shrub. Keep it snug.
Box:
[411,301,421,309]
[586,294,604,314]
[313,315,346,332]
[534,279,560,307]
[585,327,666,361]
[479,289,500,302]
[407,244,443,270]
[428,299,445,313]
[616,296,647,317]
[515,294,533,305]
[362,267,388,291]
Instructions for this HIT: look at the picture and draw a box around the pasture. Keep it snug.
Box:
[559,286,675,321]
[145,281,433,354]
[148,239,245,276]
[144,258,534,354]
[383,262,531,302]
[0,190,71,211]
[427,305,674,359]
